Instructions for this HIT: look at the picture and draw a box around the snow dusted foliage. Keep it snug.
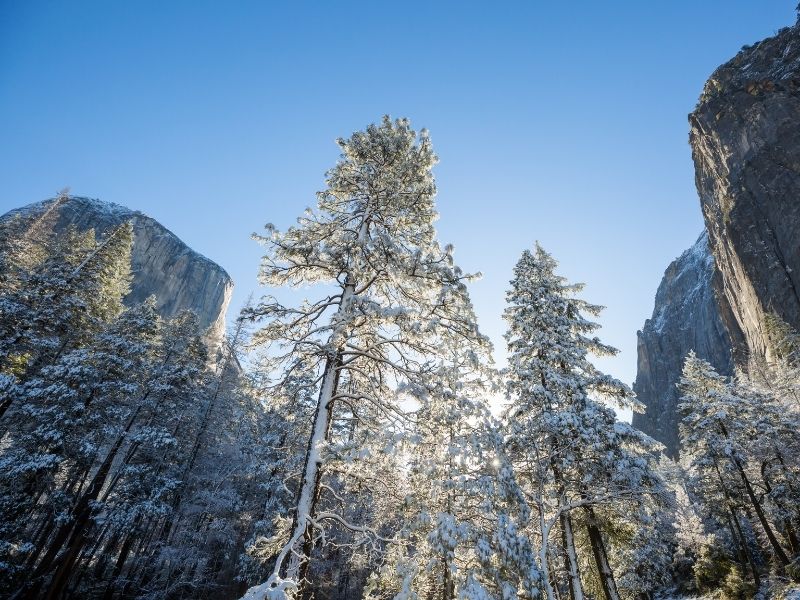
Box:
[240,117,489,599]
[500,244,671,600]
[363,305,511,600]
[6,141,800,600]
[678,352,800,593]
[0,199,278,599]
[0,201,134,422]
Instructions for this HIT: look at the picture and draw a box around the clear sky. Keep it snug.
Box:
[1,1,797,413]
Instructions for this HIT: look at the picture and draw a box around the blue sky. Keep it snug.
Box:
[1,1,796,407]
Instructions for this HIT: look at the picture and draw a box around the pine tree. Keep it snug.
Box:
[368,302,504,600]
[240,117,487,599]
[0,191,70,292]
[0,216,134,420]
[679,352,800,586]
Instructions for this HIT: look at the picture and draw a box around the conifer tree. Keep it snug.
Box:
[679,352,800,587]
[0,215,134,420]
[241,117,487,599]
[501,244,669,600]
[364,343,545,600]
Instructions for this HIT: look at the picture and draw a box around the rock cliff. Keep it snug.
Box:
[631,233,735,456]
[636,19,800,454]
[2,196,233,346]
[691,21,800,363]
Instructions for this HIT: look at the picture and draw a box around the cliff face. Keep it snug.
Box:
[690,22,800,363]
[2,196,233,346]
[636,21,800,455]
[632,233,735,456]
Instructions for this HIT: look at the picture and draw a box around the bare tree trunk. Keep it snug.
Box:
[442,554,455,600]
[550,450,581,600]
[102,525,139,600]
[536,502,556,600]
[289,351,343,597]
[284,275,357,596]
[14,406,143,600]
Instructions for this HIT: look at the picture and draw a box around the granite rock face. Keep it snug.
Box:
[2,196,233,347]
[631,233,735,457]
[690,21,800,363]
[636,20,800,455]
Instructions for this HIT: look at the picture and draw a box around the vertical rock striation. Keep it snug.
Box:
[691,20,800,363]
[636,19,800,455]
[632,233,735,457]
[1,196,233,348]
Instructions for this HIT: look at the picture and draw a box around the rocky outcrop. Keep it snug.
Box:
[632,233,735,456]
[636,20,800,455]
[690,21,800,363]
[2,196,233,346]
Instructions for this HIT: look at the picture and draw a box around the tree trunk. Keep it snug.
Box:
[583,506,620,600]
[286,350,343,595]
[712,457,761,588]
[442,554,455,600]
[17,406,142,600]
[725,454,791,566]
[760,462,800,555]
[102,526,139,600]
[560,512,583,600]
[537,506,556,600]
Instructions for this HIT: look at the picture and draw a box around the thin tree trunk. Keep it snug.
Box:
[17,406,142,600]
[718,423,792,568]
[537,504,556,600]
[760,462,800,555]
[550,451,581,600]
[712,457,761,588]
[102,525,139,600]
[442,554,455,600]
[583,506,620,600]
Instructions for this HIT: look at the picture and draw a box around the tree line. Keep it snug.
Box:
[0,193,273,599]
[1,118,799,600]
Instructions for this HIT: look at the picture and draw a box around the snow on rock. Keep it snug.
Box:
[1,196,233,349]
[632,232,735,456]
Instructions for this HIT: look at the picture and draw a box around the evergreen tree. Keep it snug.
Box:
[501,244,670,600]
[240,117,487,599]
[679,352,800,588]
[0,216,134,420]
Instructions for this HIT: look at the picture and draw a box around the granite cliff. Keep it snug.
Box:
[631,233,735,456]
[690,21,800,364]
[1,196,233,347]
[635,19,800,455]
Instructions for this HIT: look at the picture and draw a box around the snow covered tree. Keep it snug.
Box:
[0,213,133,421]
[364,300,509,600]
[0,191,69,292]
[678,353,765,590]
[501,244,670,600]
[4,305,212,600]
[240,116,488,599]
[393,371,489,598]
[0,298,160,581]
[679,352,800,588]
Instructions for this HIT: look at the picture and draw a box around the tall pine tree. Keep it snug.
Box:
[241,117,487,599]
